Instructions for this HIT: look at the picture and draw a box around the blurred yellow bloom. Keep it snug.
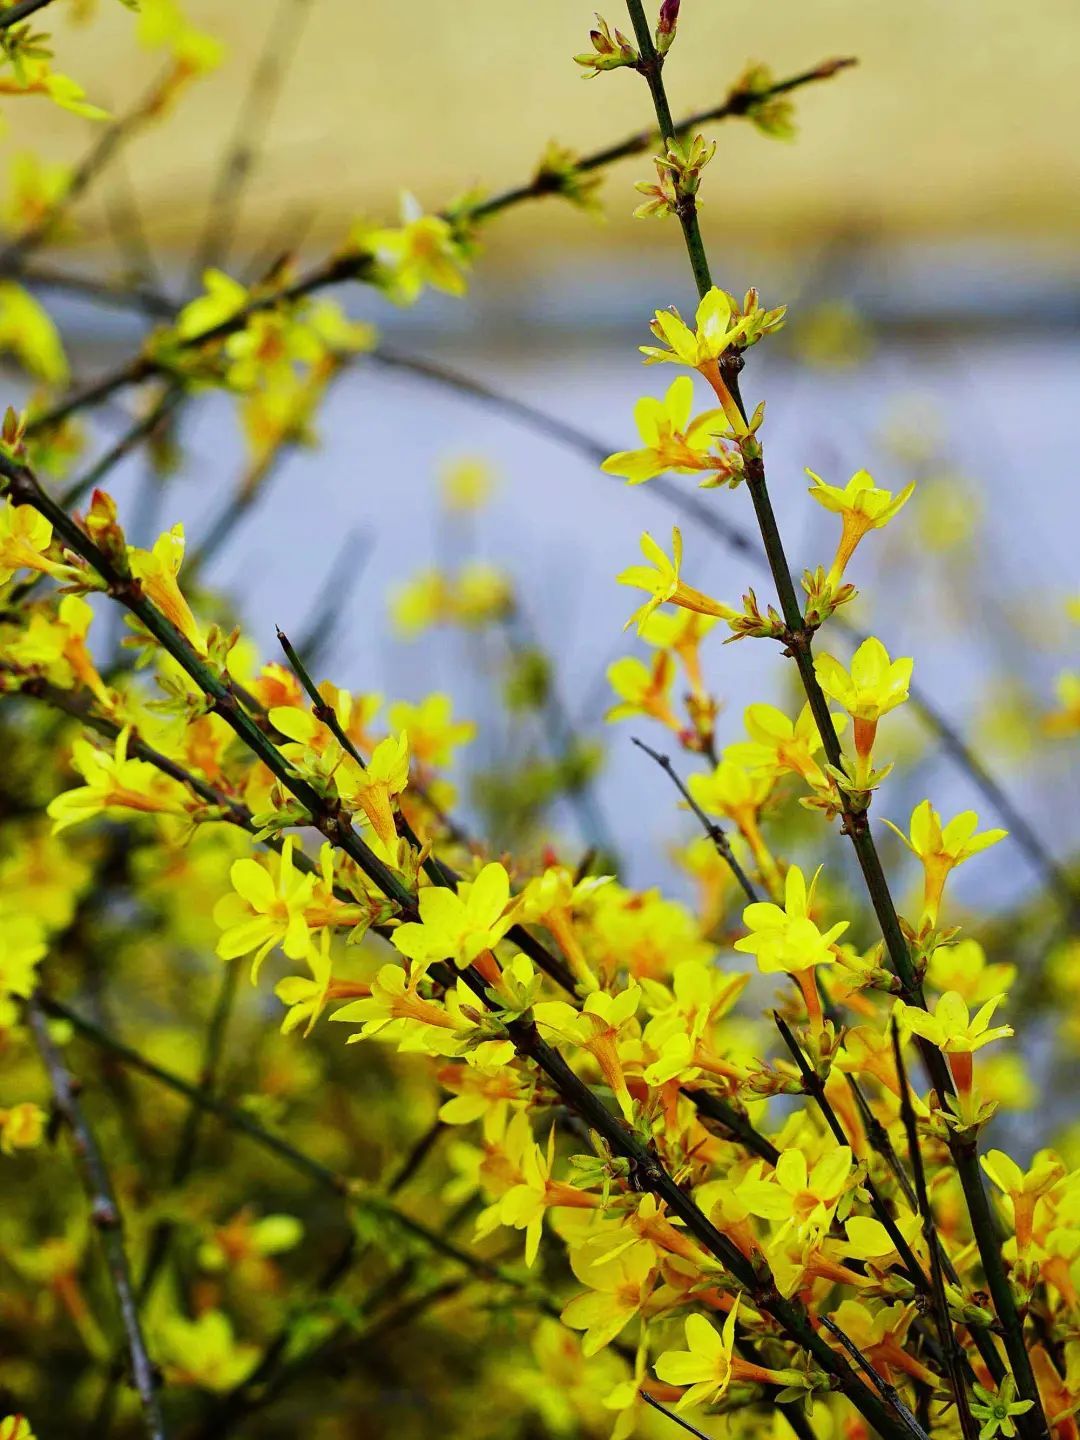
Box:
[806,468,915,584]
[604,652,680,730]
[0,1418,35,1440]
[156,1311,257,1393]
[4,154,71,239]
[453,562,513,626]
[387,694,474,770]
[441,456,495,511]
[1044,671,1080,738]
[0,275,68,385]
[362,193,469,305]
[0,1103,45,1156]
[137,0,224,76]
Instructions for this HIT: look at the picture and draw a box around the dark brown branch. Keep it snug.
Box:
[26,995,167,1440]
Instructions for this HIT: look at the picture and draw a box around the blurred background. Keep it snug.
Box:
[8,0,1080,910]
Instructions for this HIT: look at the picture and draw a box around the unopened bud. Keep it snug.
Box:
[656,0,680,54]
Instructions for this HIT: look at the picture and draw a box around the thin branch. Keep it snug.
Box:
[186,0,315,284]
[0,0,58,28]
[631,735,758,903]
[26,995,167,1440]
[820,1316,931,1440]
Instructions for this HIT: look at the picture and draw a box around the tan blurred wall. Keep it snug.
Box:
[13,0,1080,259]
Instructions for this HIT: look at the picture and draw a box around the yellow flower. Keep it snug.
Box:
[336,731,410,851]
[654,1303,740,1410]
[981,1148,1065,1253]
[925,938,1015,1006]
[601,375,730,486]
[46,729,190,834]
[0,1418,35,1440]
[605,652,680,730]
[156,1311,257,1393]
[386,695,474,770]
[807,468,915,584]
[452,562,513,626]
[726,700,837,792]
[640,286,784,369]
[814,637,912,723]
[391,569,451,637]
[894,990,1013,1097]
[0,1103,46,1156]
[0,915,45,1002]
[128,524,204,652]
[738,1145,854,1240]
[330,963,483,1057]
[391,862,517,972]
[518,866,611,993]
[735,865,846,973]
[362,193,469,305]
[687,754,777,890]
[896,990,1012,1054]
[213,837,317,979]
[274,931,334,1038]
[480,1115,598,1267]
[1044,671,1080,738]
[533,986,640,1120]
[827,1300,936,1387]
[814,636,912,784]
[5,594,111,707]
[137,0,224,69]
[883,800,1007,928]
[617,527,734,634]
[0,499,58,586]
[561,1245,655,1355]
[734,865,847,1029]
[0,282,68,384]
[440,456,495,511]
[638,608,718,701]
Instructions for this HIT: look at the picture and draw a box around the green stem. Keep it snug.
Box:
[623,0,712,300]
